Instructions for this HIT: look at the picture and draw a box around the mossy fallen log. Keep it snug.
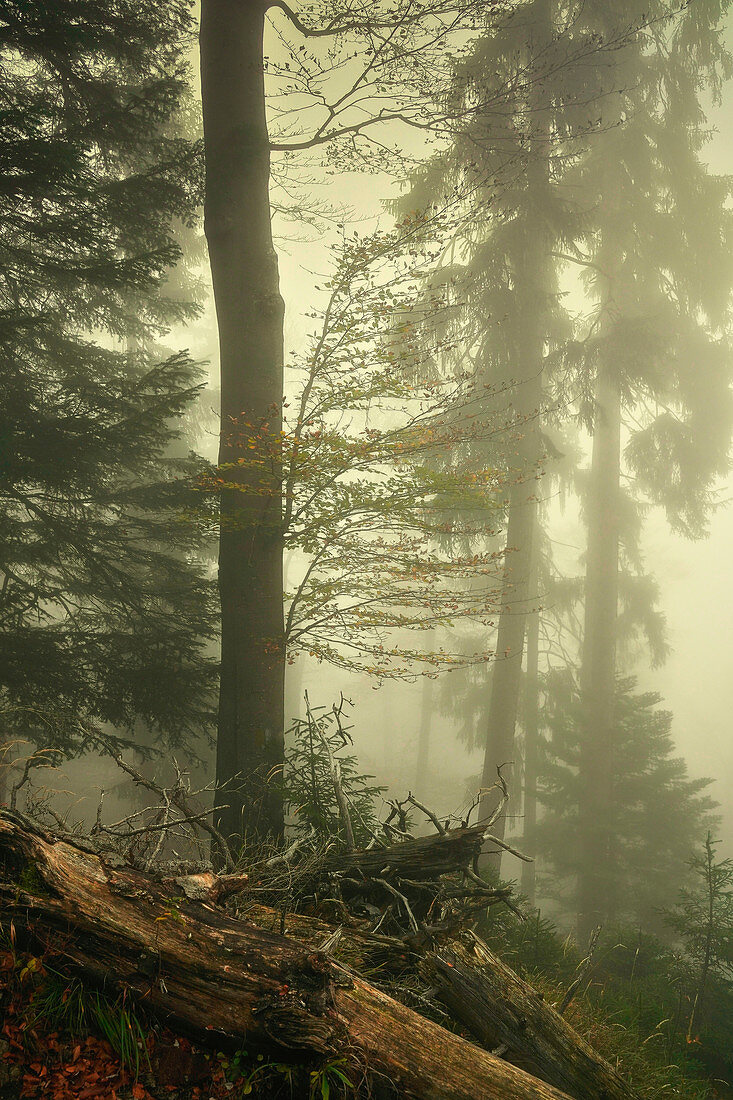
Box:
[423,933,640,1100]
[0,811,572,1100]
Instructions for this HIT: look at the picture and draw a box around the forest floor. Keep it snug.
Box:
[0,951,241,1100]
[0,790,726,1100]
[0,927,721,1100]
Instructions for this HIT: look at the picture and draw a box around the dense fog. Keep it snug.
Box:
[3,1,733,1094]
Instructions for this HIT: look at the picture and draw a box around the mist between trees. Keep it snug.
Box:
[3,0,733,1094]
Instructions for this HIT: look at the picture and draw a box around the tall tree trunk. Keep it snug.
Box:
[576,360,620,941]
[521,569,540,906]
[415,675,435,797]
[480,0,551,860]
[480,487,538,849]
[201,0,285,844]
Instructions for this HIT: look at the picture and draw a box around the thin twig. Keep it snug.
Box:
[406,792,446,836]
[111,753,235,872]
[376,877,419,933]
[483,833,534,863]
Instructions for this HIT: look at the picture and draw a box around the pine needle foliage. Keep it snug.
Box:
[0,0,217,753]
[283,698,386,848]
[538,676,718,933]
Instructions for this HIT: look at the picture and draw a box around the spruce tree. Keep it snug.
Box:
[397,0,604,852]
[561,0,733,938]
[539,676,716,933]
[665,834,733,1063]
[0,0,217,755]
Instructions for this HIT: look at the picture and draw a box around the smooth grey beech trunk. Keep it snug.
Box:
[201,0,286,844]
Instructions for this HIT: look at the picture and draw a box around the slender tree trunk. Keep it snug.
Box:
[283,554,304,727]
[480,0,551,859]
[415,675,435,797]
[480,486,538,845]
[285,654,305,726]
[688,833,716,1040]
[577,359,620,941]
[201,0,285,845]
[521,569,540,905]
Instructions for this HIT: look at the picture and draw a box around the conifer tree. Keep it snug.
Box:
[0,0,217,755]
[665,834,733,1060]
[561,0,733,938]
[393,2,730,925]
[539,677,716,933]
[396,0,607,850]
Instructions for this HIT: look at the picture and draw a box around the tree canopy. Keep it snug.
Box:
[0,0,217,754]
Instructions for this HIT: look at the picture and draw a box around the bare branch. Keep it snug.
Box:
[304,691,355,850]
[406,792,446,836]
[111,753,236,873]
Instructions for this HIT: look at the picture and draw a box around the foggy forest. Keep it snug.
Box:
[2,0,733,1097]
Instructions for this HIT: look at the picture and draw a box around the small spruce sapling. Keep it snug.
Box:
[664,833,733,1056]
[282,696,386,849]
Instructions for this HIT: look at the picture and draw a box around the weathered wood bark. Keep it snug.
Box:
[201,0,285,844]
[324,821,490,881]
[0,812,573,1100]
[423,934,640,1100]
[241,902,416,975]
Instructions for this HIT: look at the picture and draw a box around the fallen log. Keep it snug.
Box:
[324,821,489,881]
[0,811,572,1100]
[318,820,514,924]
[423,933,640,1100]
[241,906,641,1100]
[240,901,418,976]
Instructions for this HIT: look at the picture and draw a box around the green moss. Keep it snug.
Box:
[16,862,51,898]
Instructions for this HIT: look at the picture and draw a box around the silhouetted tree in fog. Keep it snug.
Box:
[562,0,733,939]
[539,676,716,933]
[0,0,217,759]
[396,0,611,857]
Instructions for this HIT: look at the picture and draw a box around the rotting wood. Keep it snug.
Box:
[422,932,640,1100]
[324,820,494,881]
[0,811,576,1100]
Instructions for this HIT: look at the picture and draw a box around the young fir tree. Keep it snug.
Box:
[538,676,716,934]
[664,834,733,1068]
[557,0,733,938]
[0,0,217,756]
